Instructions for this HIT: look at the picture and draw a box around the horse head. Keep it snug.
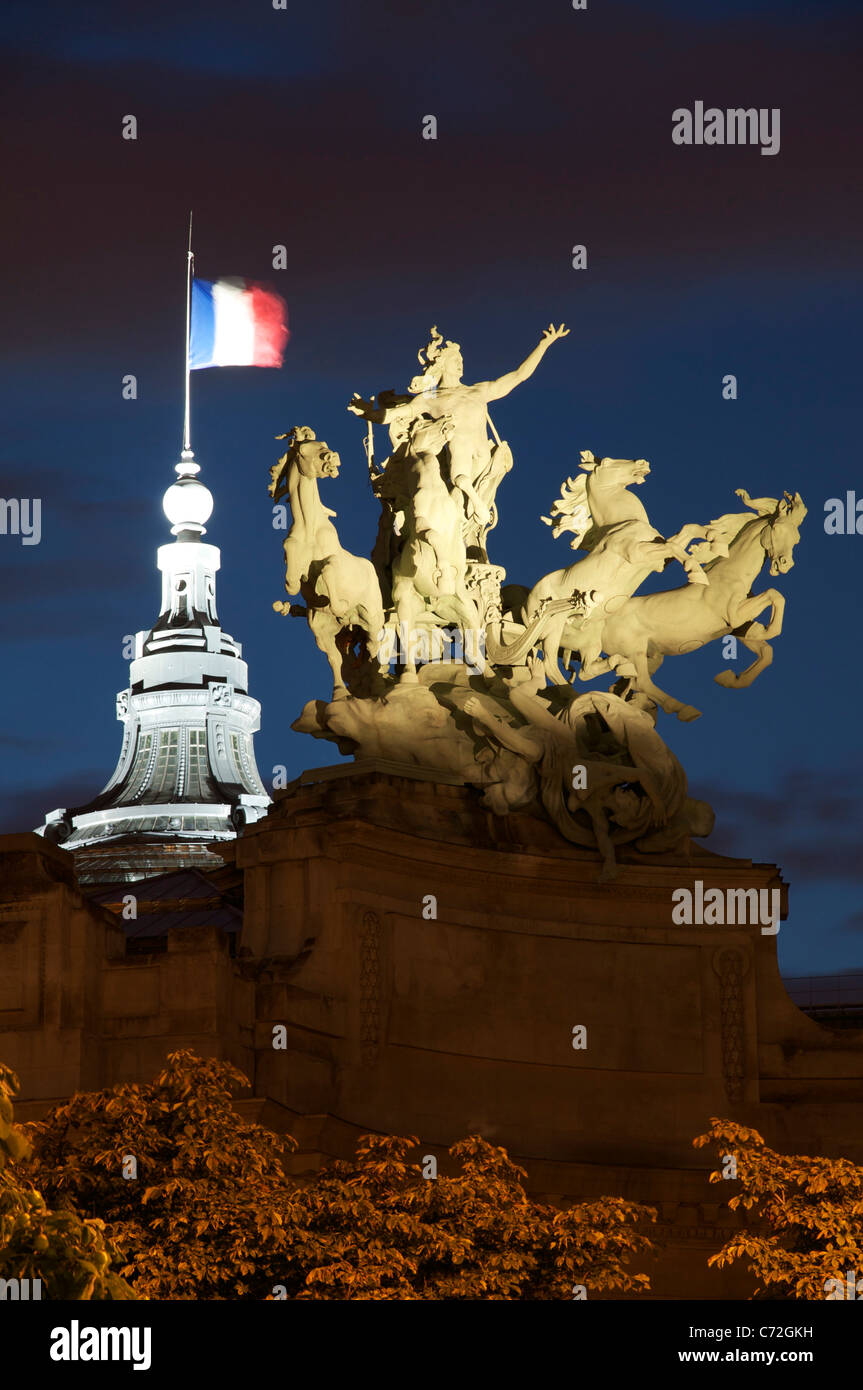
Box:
[542,453,652,547]
[298,439,341,482]
[407,413,455,458]
[580,451,651,488]
[272,426,341,489]
[764,491,807,576]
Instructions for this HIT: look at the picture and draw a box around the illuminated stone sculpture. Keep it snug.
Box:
[269,427,386,698]
[272,327,806,879]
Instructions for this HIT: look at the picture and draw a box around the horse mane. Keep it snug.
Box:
[269,426,317,502]
[698,509,767,571]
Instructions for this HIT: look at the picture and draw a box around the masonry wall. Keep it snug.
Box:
[2,768,863,1301]
[236,766,863,1298]
[0,835,253,1110]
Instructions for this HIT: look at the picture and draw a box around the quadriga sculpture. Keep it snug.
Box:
[271,321,807,882]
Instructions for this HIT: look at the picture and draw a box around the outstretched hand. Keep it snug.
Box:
[347,393,374,417]
[541,323,569,346]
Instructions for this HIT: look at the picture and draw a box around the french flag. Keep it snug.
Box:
[189,278,289,369]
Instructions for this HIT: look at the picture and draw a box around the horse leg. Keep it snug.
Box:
[609,650,662,707]
[715,628,774,689]
[579,629,637,684]
[309,609,348,700]
[283,537,305,596]
[670,523,708,548]
[662,538,709,586]
[566,617,615,683]
[624,649,702,722]
[451,580,482,648]
[579,648,617,682]
[356,598,389,674]
[725,588,784,639]
[560,647,576,682]
[539,614,568,684]
[669,523,728,562]
[646,650,664,676]
[712,591,785,694]
[394,585,423,684]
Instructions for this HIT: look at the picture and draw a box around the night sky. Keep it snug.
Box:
[1,0,860,977]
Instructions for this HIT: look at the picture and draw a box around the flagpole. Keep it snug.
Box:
[182,210,194,455]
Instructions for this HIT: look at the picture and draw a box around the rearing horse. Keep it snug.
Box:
[587,490,807,721]
[488,453,711,681]
[269,427,386,699]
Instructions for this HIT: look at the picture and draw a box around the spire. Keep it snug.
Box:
[38,443,271,882]
[38,222,271,881]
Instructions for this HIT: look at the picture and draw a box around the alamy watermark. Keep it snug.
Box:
[824,1269,863,1299]
[824,492,863,535]
[0,1277,42,1299]
[672,102,780,157]
[0,498,41,545]
[672,881,780,935]
[50,1321,151,1370]
[377,622,485,676]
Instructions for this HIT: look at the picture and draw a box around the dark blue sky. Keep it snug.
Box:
[1,0,860,975]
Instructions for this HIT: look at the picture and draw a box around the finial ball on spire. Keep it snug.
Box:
[163,450,213,535]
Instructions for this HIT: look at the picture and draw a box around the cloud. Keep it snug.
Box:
[0,734,59,752]
[0,0,860,364]
[702,766,863,883]
[841,911,863,936]
[0,560,138,605]
[0,772,107,835]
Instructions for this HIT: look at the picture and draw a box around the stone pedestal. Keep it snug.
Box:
[236,760,863,1298]
[3,763,862,1299]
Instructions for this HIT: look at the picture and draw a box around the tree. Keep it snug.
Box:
[0,1064,134,1300]
[280,1131,655,1300]
[694,1117,863,1299]
[24,1051,299,1300]
[25,1050,656,1299]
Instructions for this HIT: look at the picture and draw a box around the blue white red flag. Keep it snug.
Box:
[189,278,289,369]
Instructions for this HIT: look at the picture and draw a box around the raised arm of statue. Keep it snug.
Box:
[481,323,569,403]
[347,393,387,424]
[348,391,415,427]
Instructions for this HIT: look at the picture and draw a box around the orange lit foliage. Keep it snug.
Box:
[0,1064,134,1300]
[695,1117,863,1299]
[25,1050,656,1300]
[286,1132,655,1300]
[25,1051,298,1300]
